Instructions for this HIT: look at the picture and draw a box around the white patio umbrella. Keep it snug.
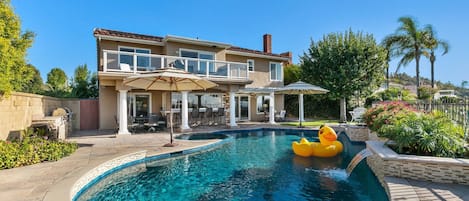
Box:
[123,68,217,147]
[276,81,329,127]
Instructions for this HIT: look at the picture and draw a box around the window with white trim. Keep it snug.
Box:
[256,95,270,113]
[247,59,255,72]
[119,47,151,70]
[270,62,282,81]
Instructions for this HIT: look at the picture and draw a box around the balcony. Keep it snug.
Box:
[102,50,249,80]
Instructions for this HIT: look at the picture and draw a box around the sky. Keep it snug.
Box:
[11,0,469,85]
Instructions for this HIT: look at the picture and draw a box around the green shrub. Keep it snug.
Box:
[363,101,415,132]
[364,101,466,157]
[365,88,415,107]
[379,111,465,157]
[0,133,78,169]
[418,86,437,100]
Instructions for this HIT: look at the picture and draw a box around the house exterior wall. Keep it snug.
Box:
[225,54,284,88]
[96,33,289,125]
[99,86,117,130]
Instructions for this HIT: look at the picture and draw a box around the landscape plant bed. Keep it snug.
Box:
[0,129,78,169]
[364,101,467,158]
[366,141,469,185]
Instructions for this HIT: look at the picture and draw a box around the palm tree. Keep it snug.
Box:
[423,25,449,88]
[383,17,428,97]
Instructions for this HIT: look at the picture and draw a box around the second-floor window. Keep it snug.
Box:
[270,62,282,81]
[119,47,151,70]
[180,49,215,73]
[247,59,254,72]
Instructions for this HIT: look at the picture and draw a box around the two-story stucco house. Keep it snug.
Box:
[93,28,291,134]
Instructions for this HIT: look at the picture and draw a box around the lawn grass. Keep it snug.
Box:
[280,119,340,127]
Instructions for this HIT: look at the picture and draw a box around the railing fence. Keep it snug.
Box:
[410,97,469,139]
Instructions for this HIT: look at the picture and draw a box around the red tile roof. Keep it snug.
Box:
[94,28,163,42]
[94,28,289,58]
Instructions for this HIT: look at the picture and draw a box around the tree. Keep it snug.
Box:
[301,29,387,122]
[70,64,98,98]
[283,64,302,117]
[283,64,302,85]
[383,17,428,97]
[71,64,90,98]
[88,72,99,98]
[0,0,35,96]
[423,25,449,88]
[21,64,44,94]
[46,68,68,92]
[462,80,468,89]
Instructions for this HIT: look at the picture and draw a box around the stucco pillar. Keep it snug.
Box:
[299,94,304,122]
[229,91,238,127]
[269,91,276,124]
[118,90,130,135]
[180,91,191,131]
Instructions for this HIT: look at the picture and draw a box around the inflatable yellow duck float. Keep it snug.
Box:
[292,125,343,157]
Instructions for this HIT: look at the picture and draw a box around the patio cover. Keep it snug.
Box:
[276,81,329,127]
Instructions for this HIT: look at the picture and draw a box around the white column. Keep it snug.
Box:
[118,90,130,135]
[229,91,238,127]
[269,91,276,124]
[180,91,191,131]
[299,94,304,122]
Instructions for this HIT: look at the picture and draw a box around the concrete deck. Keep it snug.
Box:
[0,124,467,201]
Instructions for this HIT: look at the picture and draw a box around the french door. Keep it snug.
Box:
[127,93,151,117]
[235,95,249,121]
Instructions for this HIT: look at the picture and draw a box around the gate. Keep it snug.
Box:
[80,99,99,130]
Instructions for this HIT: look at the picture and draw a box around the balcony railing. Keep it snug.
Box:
[102,50,249,79]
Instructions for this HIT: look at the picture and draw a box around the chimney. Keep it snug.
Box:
[263,34,272,53]
[280,51,292,65]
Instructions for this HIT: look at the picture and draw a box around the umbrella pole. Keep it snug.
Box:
[164,83,178,147]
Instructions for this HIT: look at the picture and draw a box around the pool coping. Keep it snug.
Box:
[44,127,321,201]
[342,125,469,200]
[45,126,388,201]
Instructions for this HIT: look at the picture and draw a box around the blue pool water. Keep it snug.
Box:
[76,129,388,201]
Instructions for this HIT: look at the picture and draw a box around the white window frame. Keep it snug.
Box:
[235,94,251,121]
[120,92,152,117]
[256,95,270,114]
[269,62,283,81]
[118,46,152,70]
[247,59,255,72]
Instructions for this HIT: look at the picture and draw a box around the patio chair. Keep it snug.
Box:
[349,107,367,123]
[127,116,139,133]
[275,110,286,122]
[204,108,213,125]
[120,63,131,71]
[146,113,165,132]
[264,111,269,122]
[191,108,200,127]
[216,108,225,125]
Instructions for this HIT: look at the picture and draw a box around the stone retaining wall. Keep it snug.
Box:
[366,141,469,186]
[0,92,82,140]
[341,125,369,141]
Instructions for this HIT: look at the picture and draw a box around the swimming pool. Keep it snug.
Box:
[76,129,388,201]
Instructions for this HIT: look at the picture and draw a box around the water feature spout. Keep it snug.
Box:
[345,148,373,176]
